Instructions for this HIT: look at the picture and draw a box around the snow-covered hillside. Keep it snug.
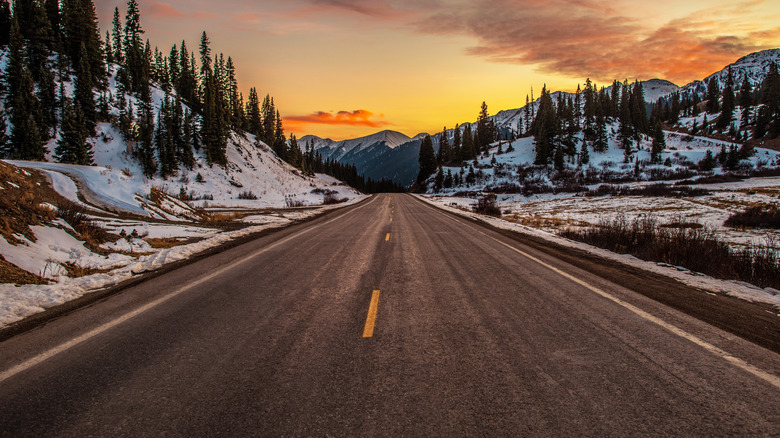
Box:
[680,49,780,97]
[8,64,362,217]
[305,130,412,162]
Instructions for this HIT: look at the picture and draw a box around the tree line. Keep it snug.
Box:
[0,0,378,191]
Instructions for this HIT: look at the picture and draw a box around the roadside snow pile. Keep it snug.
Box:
[0,196,365,328]
[417,195,780,309]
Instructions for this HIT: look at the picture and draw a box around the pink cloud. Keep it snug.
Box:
[285,109,392,127]
[147,1,186,19]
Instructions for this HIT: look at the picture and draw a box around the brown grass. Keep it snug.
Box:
[144,237,188,249]
[0,256,48,285]
[0,161,56,244]
[61,262,112,278]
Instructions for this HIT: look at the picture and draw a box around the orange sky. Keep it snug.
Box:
[95,0,780,140]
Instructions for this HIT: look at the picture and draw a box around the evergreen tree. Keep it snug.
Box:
[617,82,634,160]
[74,42,97,135]
[111,6,122,63]
[436,127,450,163]
[443,169,453,188]
[433,166,444,192]
[759,63,780,138]
[716,67,735,131]
[0,0,10,47]
[0,111,8,157]
[273,109,286,160]
[698,150,716,171]
[651,120,665,163]
[476,101,492,153]
[261,94,275,146]
[417,134,436,184]
[630,80,648,136]
[706,77,720,114]
[246,87,263,140]
[56,96,93,165]
[460,124,475,162]
[739,76,752,129]
[593,111,608,153]
[452,123,461,160]
[531,85,556,165]
[62,0,104,86]
[135,101,157,177]
[578,137,589,166]
[6,19,46,160]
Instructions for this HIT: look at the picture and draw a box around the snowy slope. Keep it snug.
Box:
[680,48,780,97]
[311,130,412,162]
[641,79,680,103]
[7,63,362,217]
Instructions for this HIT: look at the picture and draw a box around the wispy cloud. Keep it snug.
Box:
[147,2,187,19]
[285,109,392,127]
[290,0,780,84]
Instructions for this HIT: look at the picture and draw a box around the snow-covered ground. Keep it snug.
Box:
[0,195,365,328]
[417,195,780,309]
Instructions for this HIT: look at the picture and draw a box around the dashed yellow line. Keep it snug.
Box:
[362,290,381,338]
[385,233,390,241]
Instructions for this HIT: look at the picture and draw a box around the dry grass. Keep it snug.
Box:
[0,256,48,285]
[0,161,56,244]
[144,237,188,249]
[61,262,112,278]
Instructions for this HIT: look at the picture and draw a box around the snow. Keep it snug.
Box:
[0,195,369,328]
[0,224,133,281]
[307,130,413,162]
[0,61,368,328]
[417,195,780,309]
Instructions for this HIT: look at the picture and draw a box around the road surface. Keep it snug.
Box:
[1,194,779,436]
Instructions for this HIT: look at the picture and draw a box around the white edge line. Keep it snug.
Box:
[0,196,377,384]
[413,195,780,390]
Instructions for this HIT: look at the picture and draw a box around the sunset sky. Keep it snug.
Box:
[94,0,780,140]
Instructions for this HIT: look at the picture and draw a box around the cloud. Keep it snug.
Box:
[147,2,187,19]
[284,109,392,127]
[293,0,780,84]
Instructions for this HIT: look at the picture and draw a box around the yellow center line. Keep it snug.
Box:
[385,233,390,241]
[362,290,381,338]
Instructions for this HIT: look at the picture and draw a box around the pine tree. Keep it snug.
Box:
[760,63,780,138]
[460,124,474,162]
[651,120,666,163]
[476,101,491,153]
[111,6,122,63]
[261,94,275,146]
[0,111,8,157]
[578,136,589,166]
[273,109,286,161]
[532,85,556,165]
[0,0,10,47]
[6,19,46,160]
[706,77,720,114]
[433,166,444,192]
[417,135,436,184]
[56,96,93,165]
[246,87,263,141]
[452,123,461,160]
[717,67,735,131]
[62,0,104,87]
[437,126,450,163]
[135,101,157,177]
[630,80,648,136]
[739,76,752,129]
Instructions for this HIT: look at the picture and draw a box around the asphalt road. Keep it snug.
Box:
[1,194,779,436]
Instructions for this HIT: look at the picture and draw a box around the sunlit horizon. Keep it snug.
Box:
[94,0,780,140]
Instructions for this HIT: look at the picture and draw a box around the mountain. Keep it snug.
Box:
[679,48,780,97]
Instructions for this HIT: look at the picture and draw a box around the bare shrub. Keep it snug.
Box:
[561,215,780,289]
[725,205,780,229]
[473,194,501,217]
[238,190,258,200]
